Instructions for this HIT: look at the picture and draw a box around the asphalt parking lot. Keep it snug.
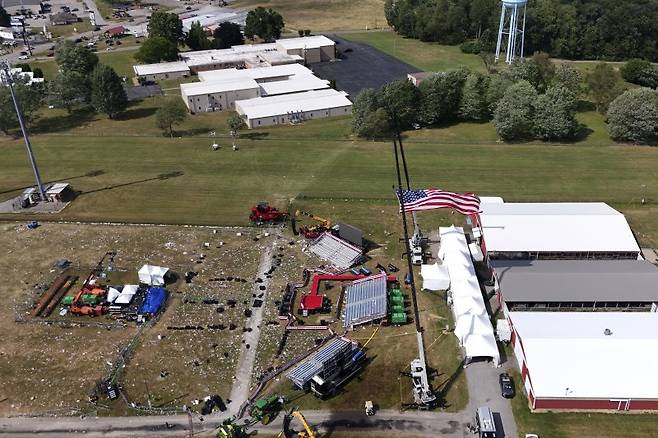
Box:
[310,34,421,98]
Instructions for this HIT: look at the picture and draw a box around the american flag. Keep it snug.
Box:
[396,189,481,215]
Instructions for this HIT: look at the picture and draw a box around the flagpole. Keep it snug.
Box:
[395,126,420,236]
[392,135,422,334]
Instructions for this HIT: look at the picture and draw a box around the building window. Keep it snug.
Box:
[258,120,261,125]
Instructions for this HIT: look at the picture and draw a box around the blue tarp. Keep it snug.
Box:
[139,287,168,315]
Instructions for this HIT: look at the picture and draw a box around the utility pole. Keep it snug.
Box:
[18,18,32,57]
[1,61,46,201]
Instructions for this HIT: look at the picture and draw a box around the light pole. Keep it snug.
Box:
[1,61,47,201]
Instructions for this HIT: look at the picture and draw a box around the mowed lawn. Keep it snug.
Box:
[1,110,657,248]
[232,0,386,32]
[342,31,486,72]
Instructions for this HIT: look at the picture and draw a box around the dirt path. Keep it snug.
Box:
[227,230,280,415]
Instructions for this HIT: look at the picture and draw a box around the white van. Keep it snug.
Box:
[476,406,497,438]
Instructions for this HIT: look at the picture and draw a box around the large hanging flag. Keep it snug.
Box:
[397,188,480,215]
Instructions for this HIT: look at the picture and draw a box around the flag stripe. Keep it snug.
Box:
[397,188,480,215]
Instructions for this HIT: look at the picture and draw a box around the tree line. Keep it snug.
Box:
[135,8,284,64]
[353,54,658,144]
[384,0,658,61]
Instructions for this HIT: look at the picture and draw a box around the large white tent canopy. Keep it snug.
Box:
[439,226,499,366]
[420,263,450,291]
[138,265,169,286]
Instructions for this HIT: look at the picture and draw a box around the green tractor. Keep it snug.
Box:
[249,394,284,425]
[216,418,249,438]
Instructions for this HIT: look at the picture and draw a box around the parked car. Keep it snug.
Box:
[18,54,30,60]
[499,372,515,398]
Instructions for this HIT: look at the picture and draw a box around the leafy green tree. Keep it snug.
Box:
[418,69,468,125]
[147,11,183,44]
[55,40,98,75]
[227,113,246,149]
[297,29,304,37]
[459,72,490,121]
[492,80,537,140]
[244,7,284,42]
[531,52,556,92]
[586,63,625,113]
[90,64,127,119]
[0,77,43,135]
[380,79,421,130]
[621,59,658,88]
[505,58,543,90]
[0,5,11,27]
[156,97,188,137]
[532,85,578,140]
[32,67,43,78]
[212,22,244,49]
[486,73,513,114]
[186,21,212,50]
[134,36,179,64]
[553,64,582,96]
[607,88,658,143]
[48,71,89,113]
[352,88,383,138]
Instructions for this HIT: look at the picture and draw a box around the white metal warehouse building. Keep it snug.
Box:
[508,311,658,411]
[235,89,352,128]
[133,61,190,82]
[181,79,260,113]
[476,201,641,260]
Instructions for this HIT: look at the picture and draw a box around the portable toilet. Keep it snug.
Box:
[391,313,407,325]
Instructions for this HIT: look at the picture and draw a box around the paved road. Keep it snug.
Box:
[465,360,519,438]
[0,409,474,438]
[227,232,280,414]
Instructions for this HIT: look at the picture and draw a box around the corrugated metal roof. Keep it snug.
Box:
[492,259,658,302]
[287,337,352,387]
[308,232,362,270]
[275,35,335,50]
[198,64,313,82]
[235,89,352,121]
[180,78,259,96]
[259,75,329,96]
[343,273,387,329]
[133,61,190,76]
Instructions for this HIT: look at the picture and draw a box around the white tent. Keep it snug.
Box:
[106,287,121,303]
[440,226,500,367]
[463,333,500,365]
[453,295,486,316]
[122,284,139,295]
[138,265,169,286]
[454,313,493,342]
[115,293,135,305]
[420,263,450,291]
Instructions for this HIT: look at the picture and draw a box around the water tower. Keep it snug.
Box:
[495,0,527,64]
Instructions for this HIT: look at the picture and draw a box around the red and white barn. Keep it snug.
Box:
[508,311,658,411]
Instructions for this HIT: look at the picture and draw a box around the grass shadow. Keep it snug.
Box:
[175,127,215,137]
[241,132,270,140]
[77,170,184,197]
[30,108,97,134]
[115,105,157,121]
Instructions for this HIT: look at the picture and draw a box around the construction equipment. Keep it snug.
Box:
[69,251,115,317]
[216,418,249,438]
[278,409,316,438]
[250,202,288,225]
[249,394,283,425]
[294,210,332,239]
[365,400,375,416]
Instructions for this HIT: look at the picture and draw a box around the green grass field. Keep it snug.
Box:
[232,0,386,32]
[32,47,139,80]
[1,108,656,248]
[342,31,486,72]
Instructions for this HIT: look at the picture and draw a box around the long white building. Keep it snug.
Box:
[181,78,260,113]
[235,89,352,128]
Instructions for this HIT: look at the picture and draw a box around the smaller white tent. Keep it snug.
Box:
[138,265,169,286]
[115,284,139,305]
[106,287,121,303]
[122,284,139,295]
[420,263,450,290]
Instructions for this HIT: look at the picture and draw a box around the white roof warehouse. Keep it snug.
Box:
[234,89,353,128]
[509,311,658,411]
[477,201,641,259]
